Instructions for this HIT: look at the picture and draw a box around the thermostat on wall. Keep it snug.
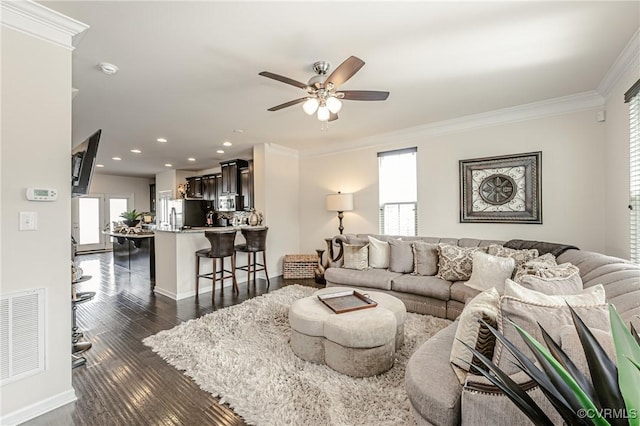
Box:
[26,188,58,201]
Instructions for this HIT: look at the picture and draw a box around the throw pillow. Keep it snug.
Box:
[388,239,415,273]
[503,279,604,305]
[368,236,391,269]
[412,241,439,276]
[450,287,500,384]
[559,325,616,382]
[488,244,539,276]
[493,283,609,375]
[519,266,583,295]
[465,251,515,293]
[436,244,488,281]
[513,253,557,283]
[342,243,369,270]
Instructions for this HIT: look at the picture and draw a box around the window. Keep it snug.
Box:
[378,147,417,235]
[626,79,640,263]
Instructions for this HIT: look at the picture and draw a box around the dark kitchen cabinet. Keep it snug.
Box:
[240,161,253,210]
[220,159,248,195]
[202,174,221,207]
[149,183,156,213]
[186,177,203,198]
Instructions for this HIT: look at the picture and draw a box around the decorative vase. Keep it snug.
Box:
[124,219,140,227]
[315,249,326,285]
[248,209,259,226]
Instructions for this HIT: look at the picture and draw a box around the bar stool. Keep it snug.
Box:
[195,229,239,303]
[235,227,270,288]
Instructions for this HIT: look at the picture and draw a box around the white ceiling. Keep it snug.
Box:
[44,1,639,178]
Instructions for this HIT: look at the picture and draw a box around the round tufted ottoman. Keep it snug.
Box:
[289,287,406,377]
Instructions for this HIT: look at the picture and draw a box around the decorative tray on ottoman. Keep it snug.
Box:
[317,290,378,314]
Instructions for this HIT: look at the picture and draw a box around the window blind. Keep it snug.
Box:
[378,147,418,236]
[629,88,640,263]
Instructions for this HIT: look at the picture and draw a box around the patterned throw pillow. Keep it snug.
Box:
[450,287,500,384]
[342,243,369,270]
[412,241,439,276]
[488,245,539,278]
[436,244,488,281]
[513,253,557,282]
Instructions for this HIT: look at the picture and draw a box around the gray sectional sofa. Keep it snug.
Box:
[323,233,640,426]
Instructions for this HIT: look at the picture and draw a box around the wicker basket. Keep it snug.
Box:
[283,254,317,279]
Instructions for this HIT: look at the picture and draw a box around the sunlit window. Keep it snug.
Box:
[626,79,640,263]
[378,148,417,236]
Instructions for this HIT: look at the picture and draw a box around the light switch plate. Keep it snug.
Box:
[20,212,37,231]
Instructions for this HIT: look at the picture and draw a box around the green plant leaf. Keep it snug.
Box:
[458,339,555,426]
[511,321,610,426]
[609,305,640,426]
[567,305,627,426]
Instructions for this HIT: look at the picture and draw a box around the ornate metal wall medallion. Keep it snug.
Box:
[460,152,542,223]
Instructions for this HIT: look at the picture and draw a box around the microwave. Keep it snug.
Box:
[218,195,244,212]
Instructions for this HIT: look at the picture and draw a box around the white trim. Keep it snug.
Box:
[597,28,640,99]
[0,388,76,426]
[300,91,604,158]
[265,143,299,157]
[0,0,89,51]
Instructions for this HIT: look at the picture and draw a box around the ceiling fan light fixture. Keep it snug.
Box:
[302,98,319,115]
[317,105,330,122]
[326,96,342,114]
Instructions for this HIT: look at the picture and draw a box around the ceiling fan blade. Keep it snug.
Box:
[340,90,389,101]
[329,112,339,122]
[267,97,307,111]
[324,56,365,89]
[259,71,308,89]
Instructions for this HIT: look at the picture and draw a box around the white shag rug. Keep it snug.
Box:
[143,284,451,426]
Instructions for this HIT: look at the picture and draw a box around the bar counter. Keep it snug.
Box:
[105,231,155,282]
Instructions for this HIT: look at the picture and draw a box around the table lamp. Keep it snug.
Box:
[326,192,354,235]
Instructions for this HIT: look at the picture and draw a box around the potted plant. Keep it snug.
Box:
[462,305,640,426]
[120,209,143,227]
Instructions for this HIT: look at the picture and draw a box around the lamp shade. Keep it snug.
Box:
[326,193,354,212]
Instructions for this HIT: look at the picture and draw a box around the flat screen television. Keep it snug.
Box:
[71,129,101,197]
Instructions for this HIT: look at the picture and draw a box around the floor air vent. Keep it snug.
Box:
[1,289,45,385]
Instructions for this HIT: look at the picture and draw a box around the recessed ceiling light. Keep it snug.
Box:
[164,163,172,167]
[157,138,167,143]
[223,141,232,147]
[112,157,122,161]
[99,62,118,75]
[216,150,225,154]
[130,149,142,153]
[96,164,105,168]
[233,129,244,133]
[187,157,196,162]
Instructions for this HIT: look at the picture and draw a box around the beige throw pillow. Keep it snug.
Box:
[519,266,583,295]
[559,325,616,382]
[450,288,500,384]
[503,279,604,305]
[412,241,439,276]
[388,239,415,273]
[368,236,391,269]
[465,252,515,293]
[342,243,369,270]
[436,244,488,281]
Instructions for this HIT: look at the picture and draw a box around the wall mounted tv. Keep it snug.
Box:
[71,129,101,198]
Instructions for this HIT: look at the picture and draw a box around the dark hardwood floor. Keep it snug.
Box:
[25,252,320,426]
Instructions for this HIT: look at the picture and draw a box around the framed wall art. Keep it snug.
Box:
[459,151,542,224]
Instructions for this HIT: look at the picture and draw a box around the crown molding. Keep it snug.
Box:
[300,91,604,158]
[1,0,89,50]
[265,142,299,158]
[597,28,640,99]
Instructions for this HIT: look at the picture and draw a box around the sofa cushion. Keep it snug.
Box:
[389,239,415,273]
[412,241,439,276]
[368,236,391,269]
[391,274,451,300]
[437,244,488,281]
[406,322,462,426]
[342,243,369,270]
[450,281,481,303]
[324,267,401,291]
[465,252,515,293]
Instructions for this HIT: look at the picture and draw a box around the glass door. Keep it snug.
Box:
[72,194,133,252]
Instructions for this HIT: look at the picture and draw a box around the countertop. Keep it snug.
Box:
[155,225,266,234]
[104,231,155,239]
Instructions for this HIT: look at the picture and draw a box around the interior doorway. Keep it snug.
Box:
[72,193,133,252]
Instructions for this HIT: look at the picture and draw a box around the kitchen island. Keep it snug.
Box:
[154,226,266,300]
[106,232,155,283]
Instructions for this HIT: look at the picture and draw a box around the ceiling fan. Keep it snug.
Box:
[259,56,389,122]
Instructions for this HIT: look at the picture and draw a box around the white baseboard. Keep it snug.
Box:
[1,388,77,426]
